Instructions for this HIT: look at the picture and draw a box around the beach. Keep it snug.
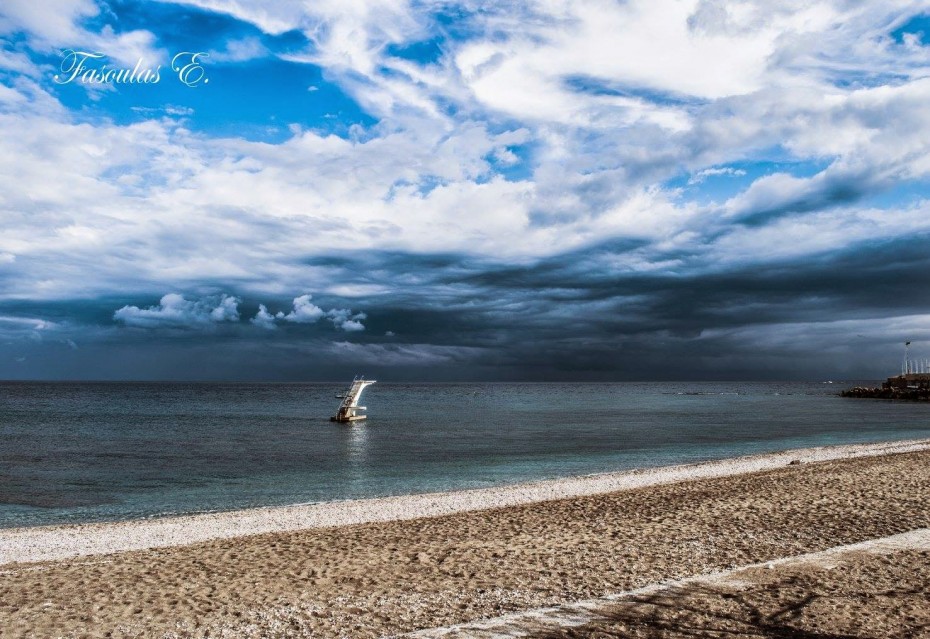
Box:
[419,529,930,638]
[2,439,929,638]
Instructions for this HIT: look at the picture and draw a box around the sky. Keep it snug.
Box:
[0,0,929,381]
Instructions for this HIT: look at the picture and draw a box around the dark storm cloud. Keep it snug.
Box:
[349,230,930,378]
[3,217,929,382]
[1,226,927,381]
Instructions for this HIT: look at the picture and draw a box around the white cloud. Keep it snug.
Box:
[325,284,390,297]
[155,0,312,35]
[0,48,41,77]
[207,36,268,62]
[339,319,365,332]
[0,314,62,343]
[276,294,325,323]
[0,315,55,331]
[209,294,240,321]
[0,0,99,46]
[113,294,241,328]
[688,167,747,185]
[711,198,930,267]
[325,308,367,332]
[164,105,194,117]
[1,0,165,67]
[251,304,277,329]
[270,295,367,331]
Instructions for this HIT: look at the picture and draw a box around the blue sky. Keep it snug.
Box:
[0,0,929,381]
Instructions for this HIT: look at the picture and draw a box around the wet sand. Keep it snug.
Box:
[1,442,929,638]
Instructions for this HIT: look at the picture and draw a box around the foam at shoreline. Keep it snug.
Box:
[2,438,928,565]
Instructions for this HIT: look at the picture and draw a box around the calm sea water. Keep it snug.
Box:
[1,381,928,529]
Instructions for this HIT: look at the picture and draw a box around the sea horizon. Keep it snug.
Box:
[0,377,886,384]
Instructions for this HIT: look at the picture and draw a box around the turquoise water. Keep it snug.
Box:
[1,381,927,528]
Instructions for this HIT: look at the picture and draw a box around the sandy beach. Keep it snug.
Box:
[2,439,930,638]
[415,529,930,638]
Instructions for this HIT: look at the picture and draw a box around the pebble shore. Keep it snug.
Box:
[3,438,929,565]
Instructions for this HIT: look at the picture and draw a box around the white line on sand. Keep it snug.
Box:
[402,528,930,638]
[1,438,928,565]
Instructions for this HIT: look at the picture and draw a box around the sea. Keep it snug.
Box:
[1,381,928,529]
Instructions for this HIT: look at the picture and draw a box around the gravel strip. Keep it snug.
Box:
[2,438,929,565]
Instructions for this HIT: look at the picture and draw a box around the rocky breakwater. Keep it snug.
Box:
[842,373,930,401]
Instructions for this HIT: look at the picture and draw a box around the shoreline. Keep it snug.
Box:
[2,436,929,566]
[3,443,929,638]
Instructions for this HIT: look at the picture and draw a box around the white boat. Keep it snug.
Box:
[331,376,376,422]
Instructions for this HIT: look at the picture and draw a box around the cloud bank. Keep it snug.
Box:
[114,294,240,328]
[262,295,367,332]
[0,1,928,379]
